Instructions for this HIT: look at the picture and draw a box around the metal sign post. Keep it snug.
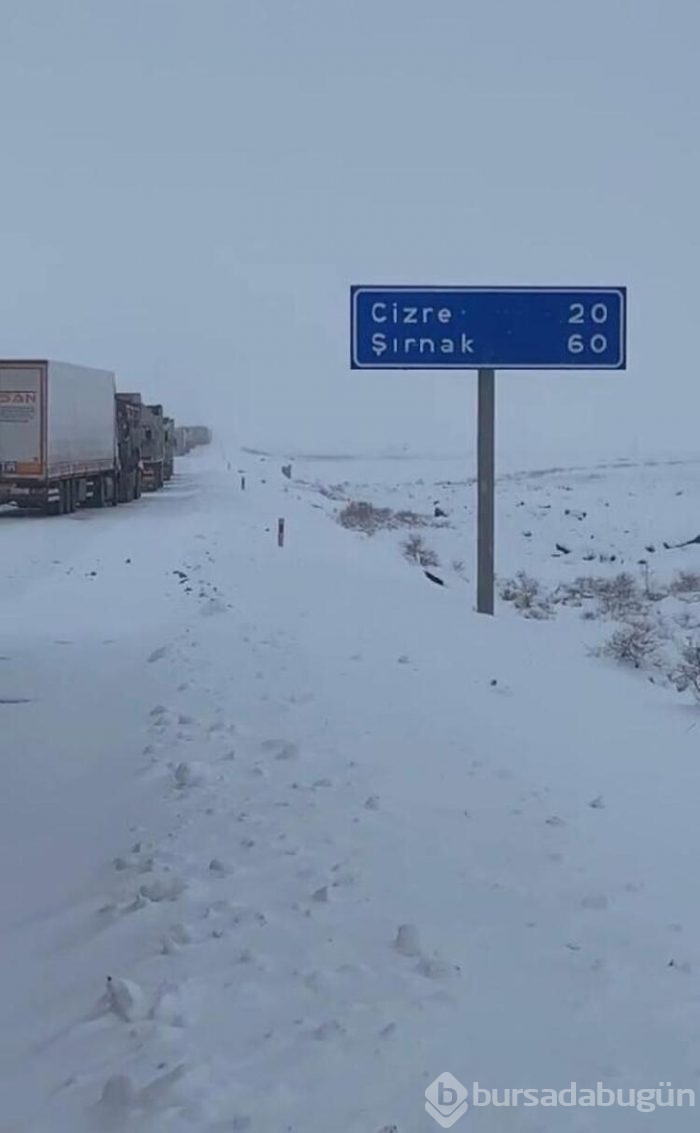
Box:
[350,286,627,615]
[477,368,495,615]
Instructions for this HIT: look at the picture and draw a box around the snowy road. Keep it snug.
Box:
[1,451,699,1131]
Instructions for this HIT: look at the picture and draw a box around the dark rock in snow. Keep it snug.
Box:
[424,570,445,586]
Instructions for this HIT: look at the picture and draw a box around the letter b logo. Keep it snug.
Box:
[425,1073,469,1127]
[439,1082,458,1107]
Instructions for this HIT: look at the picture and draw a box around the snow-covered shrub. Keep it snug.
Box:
[394,508,440,529]
[595,572,644,617]
[559,573,642,619]
[337,500,394,535]
[402,535,439,569]
[670,571,700,596]
[670,638,700,698]
[337,500,435,535]
[500,572,553,619]
[600,617,660,669]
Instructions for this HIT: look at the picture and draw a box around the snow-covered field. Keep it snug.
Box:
[2,447,700,1131]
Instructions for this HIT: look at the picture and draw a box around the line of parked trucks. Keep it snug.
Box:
[0,359,211,515]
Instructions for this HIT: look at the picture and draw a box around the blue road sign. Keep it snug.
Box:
[350,286,626,370]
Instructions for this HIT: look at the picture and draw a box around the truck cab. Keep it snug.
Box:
[140,403,165,490]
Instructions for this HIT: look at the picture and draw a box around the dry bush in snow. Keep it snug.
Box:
[600,618,661,669]
[402,534,440,569]
[337,500,394,535]
[670,638,700,698]
[394,508,441,529]
[558,572,642,619]
[337,500,434,536]
[500,572,553,619]
[670,571,700,597]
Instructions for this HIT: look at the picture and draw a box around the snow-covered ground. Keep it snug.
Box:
[2,448,700,1131]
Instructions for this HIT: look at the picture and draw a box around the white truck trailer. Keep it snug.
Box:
[0,359,120,514]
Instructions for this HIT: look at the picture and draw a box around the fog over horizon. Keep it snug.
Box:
[1,0,698,468]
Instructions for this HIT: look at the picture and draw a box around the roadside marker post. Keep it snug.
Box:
[351,286,627,614]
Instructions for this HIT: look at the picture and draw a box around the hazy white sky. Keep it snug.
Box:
[1,0,698,465]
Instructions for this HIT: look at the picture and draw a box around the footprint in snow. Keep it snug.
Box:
[151,982,194,1028]
[261,738,299,762]
[393,924,421,958]
[173,761,209,788]
[200,597,228,616]
[95,1064,189,1126]
[330,867,357,889]
[414,954,454,981]
[139,875,187,903]
[94,1074,135,1126]
[161,923,193,954]
[311,1019,346,1041]
[147,645,170,664]
[581,894,609,910]
[113,852,153,874]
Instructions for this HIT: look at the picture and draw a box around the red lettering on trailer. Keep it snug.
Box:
[0,391,37,404]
